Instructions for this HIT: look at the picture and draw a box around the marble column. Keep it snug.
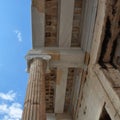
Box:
[22,58,46,120]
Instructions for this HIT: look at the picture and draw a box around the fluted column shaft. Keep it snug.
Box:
[22,58,46,120]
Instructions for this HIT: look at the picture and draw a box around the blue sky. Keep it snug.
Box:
[0,0,32,119]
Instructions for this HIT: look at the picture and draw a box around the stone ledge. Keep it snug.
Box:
[47,113,72,120]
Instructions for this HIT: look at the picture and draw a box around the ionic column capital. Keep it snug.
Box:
[26,52,51,72]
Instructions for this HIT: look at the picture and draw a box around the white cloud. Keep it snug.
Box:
[0,103,22,120]
[0,91,23,120]
[0,90,16,101]
[0,104,8,114]
[14,30,22,42]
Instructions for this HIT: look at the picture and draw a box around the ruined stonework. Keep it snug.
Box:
[22,0,120,119]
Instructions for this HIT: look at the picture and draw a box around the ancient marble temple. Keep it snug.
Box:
[22,0,120,120]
